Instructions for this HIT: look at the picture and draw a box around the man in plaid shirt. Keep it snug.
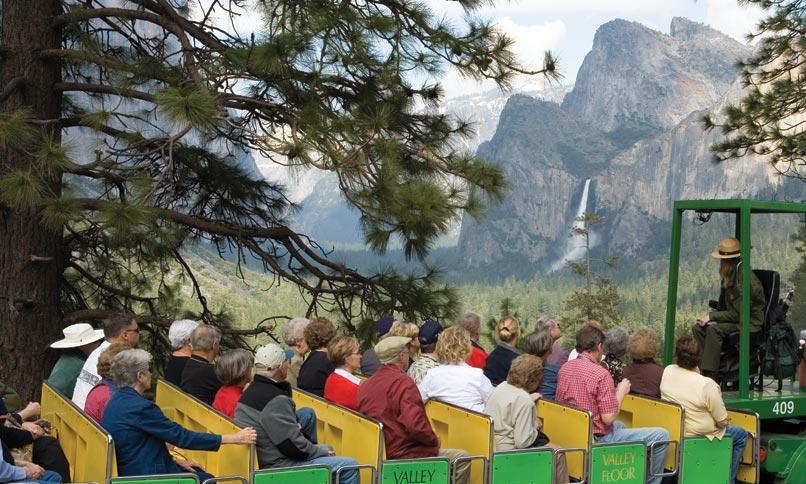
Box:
[557,325,669,484]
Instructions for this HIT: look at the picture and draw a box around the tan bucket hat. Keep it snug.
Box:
[711,237,742,259]
[50,323,105,349]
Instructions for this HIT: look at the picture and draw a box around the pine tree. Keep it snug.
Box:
[0,0,558,398]
[563,212,621,326]
[703,0,805,181]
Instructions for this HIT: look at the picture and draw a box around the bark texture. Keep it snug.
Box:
[0,0,64,401]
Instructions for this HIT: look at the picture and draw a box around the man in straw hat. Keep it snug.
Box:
[357,336,471,484]
[693,237,765,379]
[234,343,359,484]
[47,323,105,399]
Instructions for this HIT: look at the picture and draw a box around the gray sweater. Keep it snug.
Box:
[234,375,327,468]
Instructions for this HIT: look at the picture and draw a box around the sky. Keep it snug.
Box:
[425,0,766,98]
[223,0,766,99]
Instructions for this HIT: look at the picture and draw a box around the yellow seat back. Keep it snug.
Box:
[291,389,383,483]
[155,379,253,480]
[537,399,592,480]
[40,382,117,483]
[424,400,492,484]
[618,394,683,470]
[726,409,759,484]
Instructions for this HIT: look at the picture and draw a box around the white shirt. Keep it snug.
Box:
[72,340,110,409]
[418,362,494,413]
[568,349,604,361]
[334,368,361,385]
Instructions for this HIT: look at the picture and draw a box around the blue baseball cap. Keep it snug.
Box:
[418,319,444,345]
[376,316,395,336]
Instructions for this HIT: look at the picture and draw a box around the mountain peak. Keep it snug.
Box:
[670,17,731,41]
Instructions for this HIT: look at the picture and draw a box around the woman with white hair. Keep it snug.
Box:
[282,317,310,387]
[164,319,198,386]
[102,349,256,479]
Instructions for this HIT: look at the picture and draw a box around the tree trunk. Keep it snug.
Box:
[0,0,64,402]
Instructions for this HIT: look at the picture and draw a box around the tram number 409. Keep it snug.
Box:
[771,400,795,416]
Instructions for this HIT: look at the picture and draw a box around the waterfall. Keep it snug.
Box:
[549,179,591,272]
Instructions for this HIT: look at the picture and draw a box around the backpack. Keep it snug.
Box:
[763,315,800,380]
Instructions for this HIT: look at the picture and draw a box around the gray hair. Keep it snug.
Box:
[456,312,481,334]
[110,349,152,389]
[535,314,558,332]
[191,324,222,351]
[524,329,554,358]
[215,349,254,386]
[282,317,310,346]
[168,319,199,350]
[604,326,629,358]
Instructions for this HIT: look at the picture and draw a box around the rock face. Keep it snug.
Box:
[457,17,792,271]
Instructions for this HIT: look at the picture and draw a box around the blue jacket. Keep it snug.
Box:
[483,343,521,386]
[102,387,221,476]
[538,363,560,401]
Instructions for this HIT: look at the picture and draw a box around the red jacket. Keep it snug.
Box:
[467,342,488,369]
[324,372,360,411]
[212,385,243,418]
[357,365,439,459]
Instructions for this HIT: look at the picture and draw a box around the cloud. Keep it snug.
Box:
[438,18,567,97]
[704,0,766,43]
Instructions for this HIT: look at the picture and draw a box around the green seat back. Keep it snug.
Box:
[110,474,199,484]
[679,437,732,484]
[491,448,554,484]
[381,458,450,484]
[590,442,646,484]
[252,465,331,484]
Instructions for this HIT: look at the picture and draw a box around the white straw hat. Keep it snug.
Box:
[50,323,105,349]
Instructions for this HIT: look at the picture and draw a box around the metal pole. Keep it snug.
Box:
[664,207,683,365]
[739,205,752,399]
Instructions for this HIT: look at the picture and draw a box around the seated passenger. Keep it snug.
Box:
[0,396,69,481]
[622,329,663,398]
[387,321,421,362]
[456,312,488,369]
[282,318,310,388]
[180,324,222,405]
[524,329,559,400]
[535,315,570,367]
[357,336,471,484]
[557,325,669,484]
[693,237,765,379]
[660,336,748,484]
[484,355,568,484]
[297,317,336,397]
[85,342,131,422]
[0,437,61,483]
[235,344,358,484]
[484,316,522,386]
[323,336,362,410]
[213,349,254,418]
[407,320,443,385]
[602,326,628,385]
[567,320,604,361]
[360,316,394,376]
[165,319,198,387]
[103,349,256,479]
[418,326,493,412]
[47,323,104,399]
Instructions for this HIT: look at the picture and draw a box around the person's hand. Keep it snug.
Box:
[18,402,41,420]
[529,392,542,402]
[233,427,257,444]
[327,449,336,456]
[616,378,631,397]
[175,459,204,473]
[21,422,45,439]
[697,314,710,326]
[23,462,44,480]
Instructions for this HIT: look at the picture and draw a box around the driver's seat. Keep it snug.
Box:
[717,269,779,390]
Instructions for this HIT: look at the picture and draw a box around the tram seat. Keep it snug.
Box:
[290,389,382,483]
[110,472,200,484]
[424,400,492,484]
[40,381,117,483]
[618,394,683,473]
[252,464,331,484]
[536,399,591,482]
[678,437,732,484]
[491,448,555,484]
[726,409,760,484]
[155,379,253,480]
[382,457,450,484]
[718,269,779,388]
